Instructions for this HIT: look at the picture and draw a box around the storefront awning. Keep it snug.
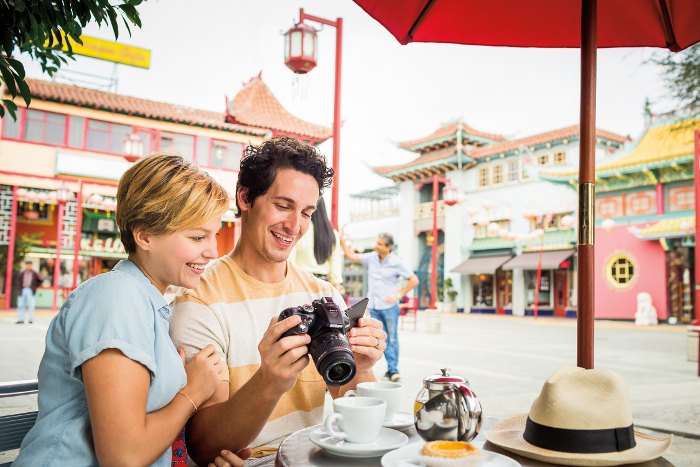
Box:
[451,255,512,274]
[501,249,575,270]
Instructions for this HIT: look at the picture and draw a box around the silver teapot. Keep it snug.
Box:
[414,368,482,442]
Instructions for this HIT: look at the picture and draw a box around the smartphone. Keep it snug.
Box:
[345,297,369,331]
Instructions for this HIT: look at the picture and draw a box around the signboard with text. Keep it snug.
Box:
[48,33,151,68]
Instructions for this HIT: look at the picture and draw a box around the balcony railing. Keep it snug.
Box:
[414,201,445,220]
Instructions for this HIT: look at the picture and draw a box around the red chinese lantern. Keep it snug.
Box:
[284,22,318,74]
[442,183,459,206]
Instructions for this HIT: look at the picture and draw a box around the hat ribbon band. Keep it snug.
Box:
[524,417,637,454]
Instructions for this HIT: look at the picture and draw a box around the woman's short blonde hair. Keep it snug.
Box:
[116,152,229,254]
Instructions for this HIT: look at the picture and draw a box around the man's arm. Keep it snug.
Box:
[339,233,361,264]
[384,274,419,305]
[184,316,311,466]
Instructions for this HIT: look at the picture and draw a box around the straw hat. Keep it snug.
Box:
[484,366,672,466]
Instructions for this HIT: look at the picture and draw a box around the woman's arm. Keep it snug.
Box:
[339,233,361,263]
[329,231,343,285]
[83,345,224,467]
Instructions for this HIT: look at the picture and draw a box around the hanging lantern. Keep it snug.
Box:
[102,198,116,217]
[522,209,535,220]
[22,210,39,220]
[507,231,518,241]
[442,183,459,206]
[465,205,479,217]
[560,214,575,229]
[498,228,509,238]
[545,212,554,224]
[476,216,490,227]
[16,187,28,199]
[36,191,48,208]
[122,133,144,163]
[284,22,318,74]
[602,218,616,234]
[82,188,92,203]
[534,228,545,238]
[487,222,500,235]
[56,185,72,204]
[89,194,104,206]
[481,198,494,210]
[679,220,694,235]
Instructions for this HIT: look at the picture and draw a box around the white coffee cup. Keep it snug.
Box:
[344,381,402,422]
[324,396,386,443]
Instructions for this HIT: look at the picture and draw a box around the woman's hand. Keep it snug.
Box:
[208,448,253,467]
[180,344,225,407]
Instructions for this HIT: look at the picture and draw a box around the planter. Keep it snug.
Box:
[687,326,699,362]
[425,309,441,334]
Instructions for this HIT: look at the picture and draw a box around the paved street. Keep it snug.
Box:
[2,311,699,466]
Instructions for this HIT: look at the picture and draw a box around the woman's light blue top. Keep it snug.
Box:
[13,260,187,467]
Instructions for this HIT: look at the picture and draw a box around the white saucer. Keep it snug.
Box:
[383,410,414,430]
[381,444,521,467]
[309,426,409,458]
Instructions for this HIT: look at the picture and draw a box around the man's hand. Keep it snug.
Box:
[257,316,311,395]
[384,294,400,304]
[347,316,387,372]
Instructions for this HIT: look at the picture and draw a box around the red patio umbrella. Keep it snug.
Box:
[353,0,700,369]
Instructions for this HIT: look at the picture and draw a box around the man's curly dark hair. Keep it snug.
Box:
[235,136,334,217]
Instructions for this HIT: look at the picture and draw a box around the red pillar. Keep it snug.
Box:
[3,186,18,310]
[330,18,343,230]
[52,203,65,312]
[429,174,439,309]
[656,183,665,215]
[577,0,597,370]
[695,130,699,376]
[72,181,83,289]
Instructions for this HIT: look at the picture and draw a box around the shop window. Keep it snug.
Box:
[553,151,566,164]
[69,116,84,147]
[537,153,549,165]
[607,254,635,288]
[161,132,195,161]
[667,184,694,212]
[526,270,551,307]
[2,111,20,138]
[521,156,533,180]
[506,160,518,182]
[476,219,509,238]
[86,119,132,153]
[476,225,488,239]
[24,109,66,145]
[492,164,503,185]
[472,274,493,307]
[478,166,490,188]
[208,141,244,170]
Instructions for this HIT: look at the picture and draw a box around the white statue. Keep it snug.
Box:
[635,292,658,326]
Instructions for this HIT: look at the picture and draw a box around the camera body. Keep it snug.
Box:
[278,297,356,387]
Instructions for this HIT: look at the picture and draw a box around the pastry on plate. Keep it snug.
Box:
[420,441,482,467]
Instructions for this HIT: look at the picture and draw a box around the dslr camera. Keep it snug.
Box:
[278,297,356,386]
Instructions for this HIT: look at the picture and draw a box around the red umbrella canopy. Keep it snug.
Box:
[353,0,700,51]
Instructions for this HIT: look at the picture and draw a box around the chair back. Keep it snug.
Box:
[0,379,39,466]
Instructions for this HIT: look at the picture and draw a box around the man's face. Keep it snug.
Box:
[373,237,391,256]
[239,168,318,264]
[24,262,32,271]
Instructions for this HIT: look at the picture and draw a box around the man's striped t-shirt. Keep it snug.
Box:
[169,255,345,449]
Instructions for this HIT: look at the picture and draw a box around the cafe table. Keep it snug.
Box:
[268,417,673,467]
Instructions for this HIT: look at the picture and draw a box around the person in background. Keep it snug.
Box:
[289,198,343,290]
[340,233,419,382]
[16,259,43,324]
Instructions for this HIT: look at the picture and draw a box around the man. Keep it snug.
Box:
[16,259,43,324]
[340,233,419,382]
[169,136,387,466]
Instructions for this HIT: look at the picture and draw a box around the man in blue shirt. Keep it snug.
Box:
[341,233,419,381]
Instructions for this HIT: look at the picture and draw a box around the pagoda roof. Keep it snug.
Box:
[633,217,694,240]
[17,79,267,136]
[540,113,700,184]
[375,124,626,181]
[399,121,506,152]
[227,75,332,143]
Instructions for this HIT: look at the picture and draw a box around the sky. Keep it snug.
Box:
[16,0,681,226]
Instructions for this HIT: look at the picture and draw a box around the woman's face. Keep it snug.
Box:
[141,215,221,292]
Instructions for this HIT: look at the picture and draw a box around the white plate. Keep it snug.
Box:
[309,426,409,458]
[383,411,415,430]
[381,443,521,467]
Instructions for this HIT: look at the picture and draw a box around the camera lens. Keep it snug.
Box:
[310,334,356,386]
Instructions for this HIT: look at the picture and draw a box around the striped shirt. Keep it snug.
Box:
[169,255,345,450]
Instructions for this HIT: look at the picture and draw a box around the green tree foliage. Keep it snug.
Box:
[654,44,700,107]
[0,233,42,278]
[0,0,145,120]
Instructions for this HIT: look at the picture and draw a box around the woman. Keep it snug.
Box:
[13,154,250,467]
[289,198,343,288]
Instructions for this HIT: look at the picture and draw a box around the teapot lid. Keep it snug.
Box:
[423,368,468,390]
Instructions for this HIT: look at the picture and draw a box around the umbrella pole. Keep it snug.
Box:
[577,0,596,370]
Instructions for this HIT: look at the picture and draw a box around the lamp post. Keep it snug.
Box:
[284,8,343,229]
[52,184,71,312]
[426,174,453,309]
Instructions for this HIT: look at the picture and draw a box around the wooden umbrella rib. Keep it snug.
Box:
[657,0,679,51]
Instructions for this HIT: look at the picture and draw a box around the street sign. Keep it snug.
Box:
[48,33,151,69]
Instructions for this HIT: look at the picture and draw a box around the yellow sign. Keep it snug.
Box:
[50,34,151,69]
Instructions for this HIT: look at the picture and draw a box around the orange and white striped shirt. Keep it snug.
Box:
[169,256,345,449]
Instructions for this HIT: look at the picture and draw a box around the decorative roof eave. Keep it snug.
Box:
[631,217,695,240]
[379,154,476,181]
[406,131,497,153]
[473,135,626,163]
